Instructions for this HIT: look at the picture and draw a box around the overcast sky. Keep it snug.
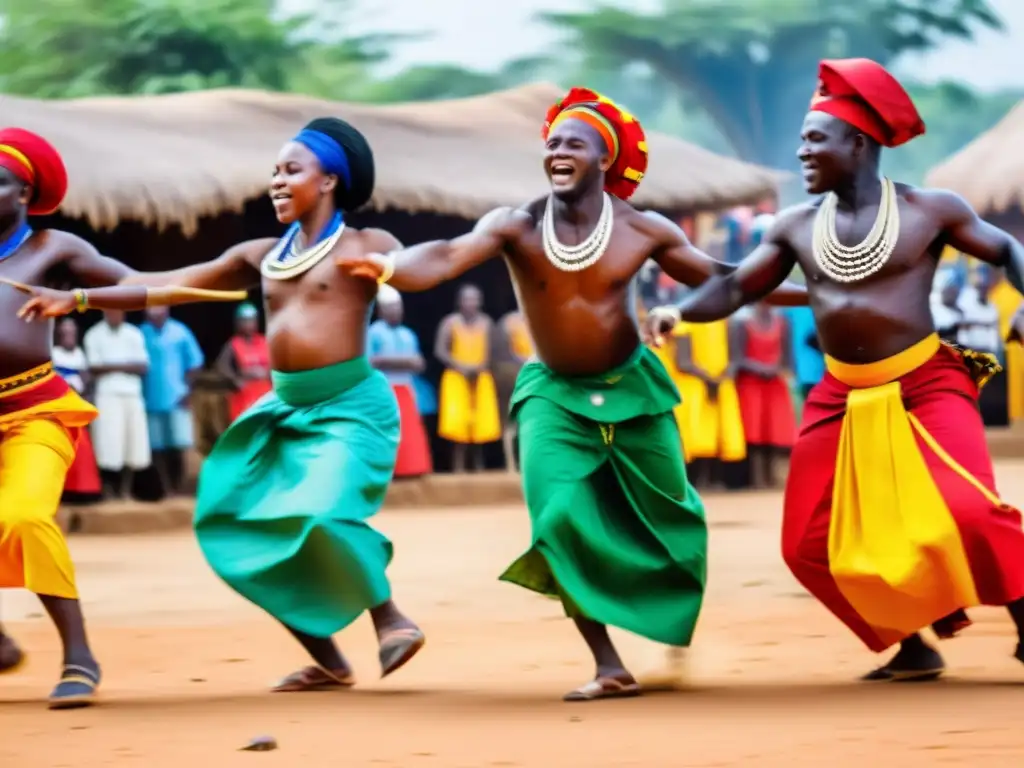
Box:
[290,0,1024,91]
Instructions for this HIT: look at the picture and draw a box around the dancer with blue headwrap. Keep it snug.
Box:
[12,118,426,692]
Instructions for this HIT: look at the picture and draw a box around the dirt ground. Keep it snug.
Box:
[5,463,1024,767]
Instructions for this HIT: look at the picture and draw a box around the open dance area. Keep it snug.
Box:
[5,462,1024,767]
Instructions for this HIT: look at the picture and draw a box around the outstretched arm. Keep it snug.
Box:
[674,238,798,322]
[8,239,267,320]
[119,239,269,291]
[337,207,531,292]
[645,211,806,307]
[933,190,1024,295]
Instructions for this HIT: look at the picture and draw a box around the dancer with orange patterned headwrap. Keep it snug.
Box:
[0,128,153,709]
[648,58,1024,682]
[337,87,806,700]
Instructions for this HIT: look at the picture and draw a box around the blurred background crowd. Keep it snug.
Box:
[4,0,1024,504]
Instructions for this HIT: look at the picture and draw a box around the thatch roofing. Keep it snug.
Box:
[926,101,1024,215]
[1,82,782,235]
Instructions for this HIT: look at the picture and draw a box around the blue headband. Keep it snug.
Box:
[293,129,352,190]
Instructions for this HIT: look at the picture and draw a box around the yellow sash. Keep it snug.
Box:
[825,334,980,637]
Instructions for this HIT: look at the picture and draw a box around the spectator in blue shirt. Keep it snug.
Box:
[784,305,825,401]
[140,307,204,495]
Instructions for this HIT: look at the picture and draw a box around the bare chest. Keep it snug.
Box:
[509,223,649,300]
[0,243,59,285]
[792,200,942,289]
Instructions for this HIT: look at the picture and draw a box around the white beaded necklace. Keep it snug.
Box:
[812,177,900,284]
[542,192,614,272]
[261,216,346,281]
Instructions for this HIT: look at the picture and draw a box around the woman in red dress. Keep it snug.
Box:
[733,303,797,487]
[216,303,273,422]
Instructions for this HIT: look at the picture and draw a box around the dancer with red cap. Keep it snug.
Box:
[335,87,806,700]
[647,58,1024,681]
[0,128,149,708]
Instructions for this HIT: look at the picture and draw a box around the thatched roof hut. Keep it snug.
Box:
[926,101,1024,215]
[3,82,781,235]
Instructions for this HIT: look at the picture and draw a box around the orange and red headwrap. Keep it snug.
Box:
[809,59,925,148]
[0,128,68,215]
[542,87,648,200]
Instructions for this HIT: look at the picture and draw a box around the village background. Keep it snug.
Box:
[9,2,1024,765]
[2,0,1024,512]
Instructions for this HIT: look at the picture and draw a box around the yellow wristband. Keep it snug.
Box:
[376,253,396,285]
[73,288,89,313]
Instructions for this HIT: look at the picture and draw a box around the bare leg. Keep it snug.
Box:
[452,443,466,473]
[1006,598,1024,663]
[38,595,101,708]
[470,445,485,472]
[38,596,96,669]
[762,446,776,488]
[862,632,944,681]
[369,599,425,678]
[503,426,517,473]
[152,450,172,497]
[0,620,24,673]
[563,617,639,701]
[99,469,119,500]
[169,449,185,494]
[118,469,134,500]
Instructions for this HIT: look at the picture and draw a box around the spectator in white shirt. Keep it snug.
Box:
[930,269,963,344]
[958,266,1008,427]
[83,310,151,499]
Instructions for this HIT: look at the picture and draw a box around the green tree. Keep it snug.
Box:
[0,0,398,98]
[541,0,1004,170]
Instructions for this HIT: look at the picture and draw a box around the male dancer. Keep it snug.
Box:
[0,128,152,708]
[14,118,425,693]
[647,58,1024,681]
[337,87,805,700]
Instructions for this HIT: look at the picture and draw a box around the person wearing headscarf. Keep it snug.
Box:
[216,302,272,421]
[11,117,426,694]
[0,127,145,709]
[367,285,432,478]
[648,57,1024,683]
[337,86,807,700]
